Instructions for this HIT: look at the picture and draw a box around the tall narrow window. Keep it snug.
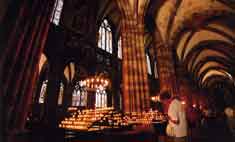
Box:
[58,82,64,105]
[146,54,152,75]
[39,80,48,104]
[118,37,122,59]
[51,0,64,26]
[98,19,112,54]
[72,81,87,106]
[154,61,158,79]
[95,87,107,108]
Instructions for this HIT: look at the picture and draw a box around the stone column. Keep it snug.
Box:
[121,16,150,112]
[0,0,55,137]
[154,31,178,95]
[62,82,73,113]
[111,34,120,110]
[42,62,65,142]
[43,62,62,129]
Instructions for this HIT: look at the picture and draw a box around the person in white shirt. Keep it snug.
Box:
[168,96,188,142]
[224,106,235,137]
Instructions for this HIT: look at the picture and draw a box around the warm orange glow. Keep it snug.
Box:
[64,62,75,82]
[151,96,157,102]
[59,107,129,131]
[59,107,167,131]
[81,75,109,90]
[39,54,47,75]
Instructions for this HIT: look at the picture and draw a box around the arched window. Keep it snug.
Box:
[118,37,122,59]
[146,54,152,75]
[51,0,64,25]
[95,87,107,108]
[58,82,64,105]
[154,60,158,79]
[98,19,112,54]
[72,81,87,106]
[39,80,48,104]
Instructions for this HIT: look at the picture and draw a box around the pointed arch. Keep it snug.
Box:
[50,0,64,25]
[72,81,87,107]
[98,19,113,54]
[118,36,122,59]
[63,62,75,83]
[146,53,152,75]
[38,80,48,104]
[57,82,64,105]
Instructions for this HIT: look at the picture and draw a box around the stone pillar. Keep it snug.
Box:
[0,0,55,137]
[41,62,65,142]
[121,17,150,112]
[154,31,178,95]
[43,62,61,129]
[62,82,73,112]
[111,34,120,110]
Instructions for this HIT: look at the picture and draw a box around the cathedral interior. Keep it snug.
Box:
[1,0,235,142]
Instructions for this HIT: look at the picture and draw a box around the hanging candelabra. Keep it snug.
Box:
[80,74,109,91]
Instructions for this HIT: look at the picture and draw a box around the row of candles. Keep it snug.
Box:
[59,107,128,130]
[59,107,167,131]
[124,111,166,124]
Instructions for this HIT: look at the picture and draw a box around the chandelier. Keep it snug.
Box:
[80,74,109,90]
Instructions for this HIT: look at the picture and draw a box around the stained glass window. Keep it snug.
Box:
[51,0,64,25]
[72,81,87,106]
[58,82,64,105]
[118,37,122,59]
[95,87,107,108]
[39,80,48,104]
[146,54,152,75]
[98,19,112,54]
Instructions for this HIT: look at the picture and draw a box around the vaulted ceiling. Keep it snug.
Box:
[152,0,235,89]
[62,0,235,90]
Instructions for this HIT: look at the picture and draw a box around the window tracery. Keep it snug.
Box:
[51,0,64,25]
[98,19,112,54]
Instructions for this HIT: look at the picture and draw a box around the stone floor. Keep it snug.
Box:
[6,120,235,142]
[8,127,235,142]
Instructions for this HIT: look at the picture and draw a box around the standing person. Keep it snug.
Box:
[156,91,172,142]
[160,91,172,115]
[167,94,188,142]
[224,106,235,138]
